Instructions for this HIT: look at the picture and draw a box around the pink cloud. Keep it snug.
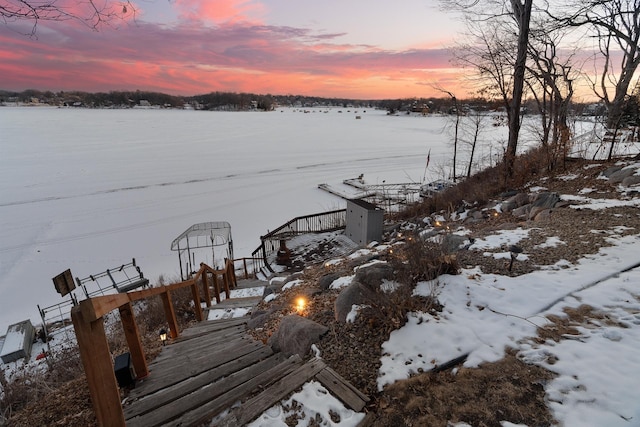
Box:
[0,17,465,98]
[173,0,265,25]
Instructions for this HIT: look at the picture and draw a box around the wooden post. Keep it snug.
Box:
[211,273,221,303]
[222,270,231,299]
[160,290,179,339]
[118,302,148,378]
[243,258,249,279]
[71,306,125,427]
[229,259,238,289]
[191,281,204,322]
[201,269,212,307]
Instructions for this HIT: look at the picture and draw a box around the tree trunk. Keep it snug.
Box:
[505,0,533,178]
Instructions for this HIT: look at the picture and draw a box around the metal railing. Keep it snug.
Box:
[251,209,347,273]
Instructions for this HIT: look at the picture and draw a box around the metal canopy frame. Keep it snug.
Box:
[170,222,233,280]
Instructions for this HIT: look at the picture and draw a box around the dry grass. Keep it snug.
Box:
[372,350,556,427]
[394,145,570,221]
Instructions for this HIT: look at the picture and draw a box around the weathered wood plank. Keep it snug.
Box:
[177,317,248,339]
[209,296,263,310]
[180,319,246,334]
[171,324,247,346]
[125,351,284,427]
[166,355,304,427]
[149,330,249,365]
[128,339,264,398]
[315,367,369,412]
[228,358,327,426]
[124,346,274,420]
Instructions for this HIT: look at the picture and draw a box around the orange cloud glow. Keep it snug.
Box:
[0,3,471,99]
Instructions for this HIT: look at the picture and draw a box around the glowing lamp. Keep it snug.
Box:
[295,297,307,314]
[159,328,168,346]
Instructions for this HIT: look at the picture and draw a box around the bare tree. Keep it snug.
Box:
[505,0,534,177]
[444,0,533,179]
[552,0,640,129]
[526,26,576,169]
[1,0,135,35]
[440,89,462,182]
[460,110,489,178]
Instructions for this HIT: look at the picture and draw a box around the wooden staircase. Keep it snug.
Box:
[123,316,369,426]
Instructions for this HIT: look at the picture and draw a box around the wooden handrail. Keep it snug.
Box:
[71,259,236,427]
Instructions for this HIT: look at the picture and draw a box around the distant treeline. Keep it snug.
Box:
[0,88,601,115]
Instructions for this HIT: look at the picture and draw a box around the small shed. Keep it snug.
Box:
[0,320,35,363]
[345,198,384,246]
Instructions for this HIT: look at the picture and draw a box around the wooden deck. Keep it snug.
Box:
[123,316,368,426]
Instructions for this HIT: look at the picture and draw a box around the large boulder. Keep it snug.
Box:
[609,167,636,184]
[267,314,328,357]
[511,204,532,219]
[501,192,530,212]
[353,263,394,288]
[318,272,341,291]
[334,282,378,322]
[531,192,560,210]
[621,175,640,187]
[602,165,623,178]
[440,234,473,254]
[532,208,553,221]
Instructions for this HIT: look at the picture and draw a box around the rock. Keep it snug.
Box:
[532,208,553,221]
[609,167,636,184]
[467,209,485,220]
[318,273,341,291]
[511,204,532,219]
[500,190,520,198]
[353,263,394,288]
[334,282,378,322]
[531,192,560,209]
[441,234,472,254]
[601,165,623,178]
[267,314,328,357]
[502,193,530,212]
[247,305,283,329]
[554,201,572,209]
[621,175,640,187]
[247,311,270,329]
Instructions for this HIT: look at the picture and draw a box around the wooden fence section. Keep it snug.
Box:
[123,318,369,427]
[71,260,237,427]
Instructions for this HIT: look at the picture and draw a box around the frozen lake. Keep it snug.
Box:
[0,106,512,331]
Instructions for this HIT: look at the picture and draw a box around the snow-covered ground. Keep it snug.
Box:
[246,171,640,426]
[0,106,518,334]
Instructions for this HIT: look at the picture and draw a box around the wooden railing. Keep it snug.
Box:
[251,209,347,273]
[71,260,236,427]
[233,257,264,279]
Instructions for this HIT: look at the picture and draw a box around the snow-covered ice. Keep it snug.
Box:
[0,106,517,332]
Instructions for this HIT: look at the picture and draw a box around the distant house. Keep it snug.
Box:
[0,320,35,363]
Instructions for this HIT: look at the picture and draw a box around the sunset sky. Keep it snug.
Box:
[0,0,471,99]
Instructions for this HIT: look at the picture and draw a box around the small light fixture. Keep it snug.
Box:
[295,297,307,314]
[159,328,168,346]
